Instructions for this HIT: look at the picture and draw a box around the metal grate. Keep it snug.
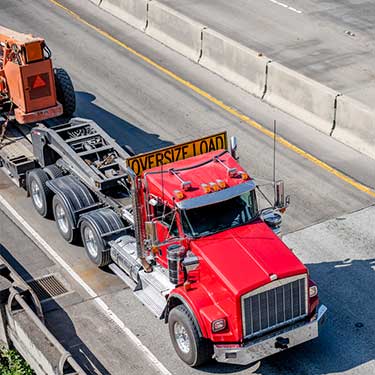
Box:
[27,275,69,301]
[242,275,307,339]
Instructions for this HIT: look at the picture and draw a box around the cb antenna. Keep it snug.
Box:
[273,120,277,201]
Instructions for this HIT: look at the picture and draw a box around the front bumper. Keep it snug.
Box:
[214,304,327,365]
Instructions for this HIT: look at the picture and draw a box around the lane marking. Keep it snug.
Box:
[268,0,303,14]
[0,194,172,375]
[48,0,375,200]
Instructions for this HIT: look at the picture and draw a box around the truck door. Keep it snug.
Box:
[153,202,179,268]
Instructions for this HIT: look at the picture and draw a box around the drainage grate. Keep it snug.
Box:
[27,275,69,301]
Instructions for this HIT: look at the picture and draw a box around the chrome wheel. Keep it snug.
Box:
[174,322,191,354]
[83,226,99,258]
[55,203,69,234]
[31,180,43,210]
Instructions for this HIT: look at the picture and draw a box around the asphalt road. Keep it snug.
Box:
[0,0,374,374]
[158,0,375,106]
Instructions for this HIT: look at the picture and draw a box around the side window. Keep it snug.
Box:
[154,203,178,236]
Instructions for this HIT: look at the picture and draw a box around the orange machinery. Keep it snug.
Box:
[0,26,75,126]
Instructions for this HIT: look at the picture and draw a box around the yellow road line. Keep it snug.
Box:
[49,0,375,198]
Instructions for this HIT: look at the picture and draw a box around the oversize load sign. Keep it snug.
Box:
[127,132,227,176]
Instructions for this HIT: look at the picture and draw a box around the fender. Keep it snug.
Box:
[166,288,211,338]
[46,175,97,228]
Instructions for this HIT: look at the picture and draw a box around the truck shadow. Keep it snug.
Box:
[199,257,375,374]
[0,244,110,375]
[74,91,173,154]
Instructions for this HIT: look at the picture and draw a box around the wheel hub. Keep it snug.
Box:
[174,322,191,354]
[31,180,43,210]
[83,226,99,258]
[55,203,69,234]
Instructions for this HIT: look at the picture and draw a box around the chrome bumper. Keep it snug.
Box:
[214,304,327,366]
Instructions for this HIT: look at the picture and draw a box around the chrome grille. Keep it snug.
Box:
[242,275,307,339]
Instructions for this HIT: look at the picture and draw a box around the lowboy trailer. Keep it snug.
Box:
[0,118,327,367]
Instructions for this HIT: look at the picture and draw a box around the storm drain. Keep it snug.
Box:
[27,275,69,301]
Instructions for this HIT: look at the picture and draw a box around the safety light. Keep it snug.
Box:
[216,179,226,189]
[239,171,249,180]
[309,285,318,298]
[173,190,184,199]
[212,318,227,333]
[201,183,211,193]
[209,182,220,192]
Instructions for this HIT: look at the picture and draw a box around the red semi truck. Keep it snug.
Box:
[0,119,326,366]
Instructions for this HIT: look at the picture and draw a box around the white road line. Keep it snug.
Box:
[268,0,303,14]
[0,194,172,375]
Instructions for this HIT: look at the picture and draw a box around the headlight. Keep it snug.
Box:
[212,318,227,333]
[309,285,318,298]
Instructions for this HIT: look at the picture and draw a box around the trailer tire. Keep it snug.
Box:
[80,209,124,267]
[52,195,79,243]
[43,164,64,179]
[28,169,53,218]
[54,68,76,117]
[168,305,213,367]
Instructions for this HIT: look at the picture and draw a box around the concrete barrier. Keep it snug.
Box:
[200,29,269,98]
[146,1,205,62]
[89,0,101,6]
[100,0,148,30]
[333,95,375,159]
[264,62,339,134]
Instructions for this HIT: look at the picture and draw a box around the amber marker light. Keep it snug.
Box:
[209,182,220,192]
[201,183,211,193]
[173,190,184,199]
[216,179,226,189]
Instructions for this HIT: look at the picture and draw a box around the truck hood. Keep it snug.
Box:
[191,221,307,297]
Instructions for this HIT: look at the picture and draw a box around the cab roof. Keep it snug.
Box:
[144,150,253,206]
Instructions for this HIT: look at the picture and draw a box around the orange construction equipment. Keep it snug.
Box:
[0,25,75,127]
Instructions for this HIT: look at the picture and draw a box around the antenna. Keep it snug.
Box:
[273,120,277,203]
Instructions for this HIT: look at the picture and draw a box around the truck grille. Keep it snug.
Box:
[242,275,307,339]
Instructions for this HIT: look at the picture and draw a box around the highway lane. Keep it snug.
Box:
[0,0,374,374]
[157,0,375,105]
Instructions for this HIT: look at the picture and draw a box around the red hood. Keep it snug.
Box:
[191,221,307,297]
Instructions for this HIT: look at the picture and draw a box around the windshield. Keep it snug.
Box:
[181,189,258,237]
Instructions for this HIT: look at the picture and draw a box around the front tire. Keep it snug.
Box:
[168,305,213,367]
[54,68,76,116]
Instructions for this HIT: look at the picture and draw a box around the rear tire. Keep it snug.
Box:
[28,169,53,218]
[52,195,79,243]
[80,209,124,267]
[43,164,64,179]
[168,305,213,367]
[54,68,76,116]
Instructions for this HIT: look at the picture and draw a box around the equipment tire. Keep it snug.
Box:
[168,305,213,367]
[28,169,53,218]
[54,68,76,116]
[52,195,79,243]
[43,164,64,179]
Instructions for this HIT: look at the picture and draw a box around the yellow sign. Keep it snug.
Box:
[127,132,228,176]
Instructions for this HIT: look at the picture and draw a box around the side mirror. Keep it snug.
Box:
[145,221,158,246]
[274,180,285,208]
[230,136,238,160]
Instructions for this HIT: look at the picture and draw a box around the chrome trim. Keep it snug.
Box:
[214,304,327,365]
[241,274,308,339]
[176,181,256,210]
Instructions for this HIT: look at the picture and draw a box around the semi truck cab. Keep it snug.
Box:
[1,118,326,367]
